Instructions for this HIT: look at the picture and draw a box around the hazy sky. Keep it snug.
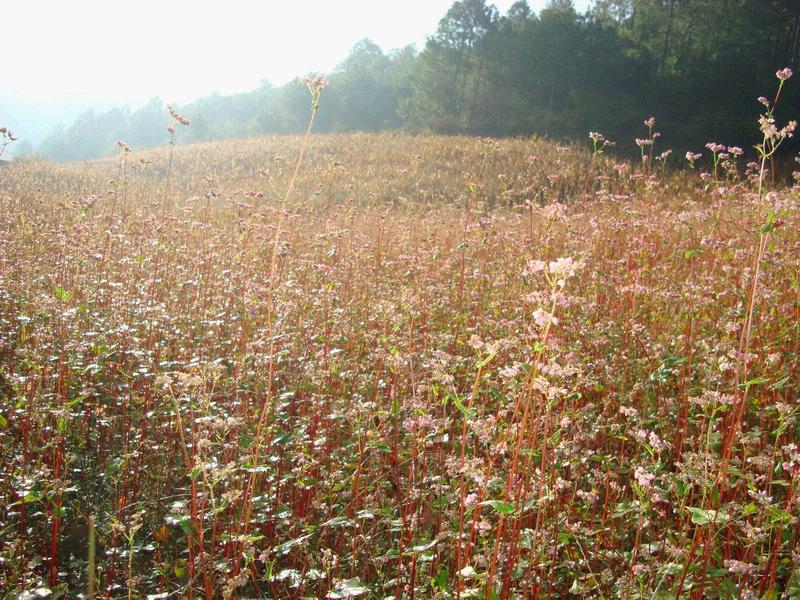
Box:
[2,0,591,143]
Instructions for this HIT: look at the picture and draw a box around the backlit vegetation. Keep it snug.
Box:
[1,74,799,599]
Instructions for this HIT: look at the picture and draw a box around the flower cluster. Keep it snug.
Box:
[301,74,328,95]
[589,131,614,155]
[758,115,797,141]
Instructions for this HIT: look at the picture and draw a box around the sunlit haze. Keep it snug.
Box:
[2,0,591,142]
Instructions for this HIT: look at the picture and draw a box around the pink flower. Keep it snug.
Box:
[634,466,655,489]
[542,202,567,219]
[533,308,558,328]
[724,560,758,575]
[776,67,793,81]
[524,259,546,276]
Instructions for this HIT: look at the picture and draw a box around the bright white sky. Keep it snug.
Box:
[2,0,591,143]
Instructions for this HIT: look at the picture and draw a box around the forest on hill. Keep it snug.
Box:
[30,0,800,162]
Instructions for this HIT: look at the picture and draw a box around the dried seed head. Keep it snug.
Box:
[1,127,17,142]
[167,104,191,126]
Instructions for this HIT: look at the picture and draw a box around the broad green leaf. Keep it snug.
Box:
[742,502,758,516]
[178,516,196,535]
[273,534,312,556]
[322,516,355,528]
[686,506,728,525]
[480,499,516,515]
[431,567,448,591]
[411,539,438,554]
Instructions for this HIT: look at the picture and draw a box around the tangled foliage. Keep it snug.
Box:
[0,128,799,598]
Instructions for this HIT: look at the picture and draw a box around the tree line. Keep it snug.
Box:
[32,0,800,164]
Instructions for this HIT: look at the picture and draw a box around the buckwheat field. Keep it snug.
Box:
[1,74,799,599]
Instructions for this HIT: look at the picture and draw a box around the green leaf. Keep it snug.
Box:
[761,211,778,234]
[452,394,476,419]
[174,560,187,578]
[742,503,758,516]
[322,516,355,528]
[768,375,790,391]
[686,506,728,525]
[272,431,292,445]
[65,393,89,409]
[431,567,449,592]
[762,588,779,600]
[686,506,713,525]
[476,350,497,369]
[480,499,516,514]
[739,376,769,390]
[178,516,196,535]
[21,490,42,504]
[787,567,800,596]
[0,413,7,428]
[52,285,72,303]
[51,501,66,518]
[411,539,438,554]
[273,534,312,556]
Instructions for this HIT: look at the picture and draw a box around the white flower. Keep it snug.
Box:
[548,257,579,280]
